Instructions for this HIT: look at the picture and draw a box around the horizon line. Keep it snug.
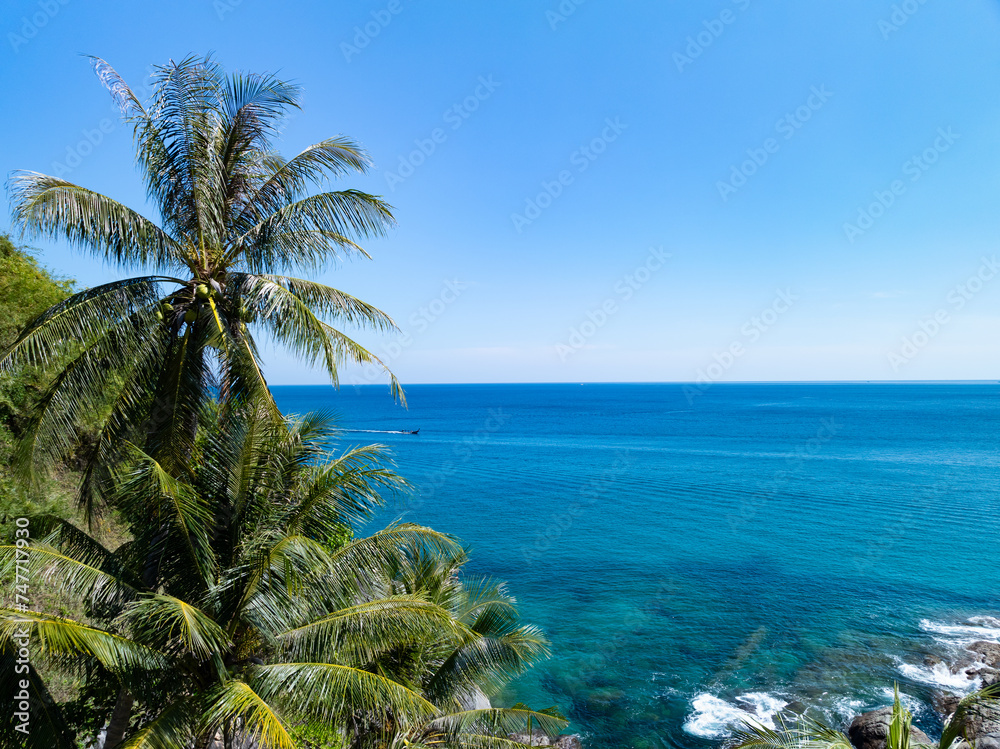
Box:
[269,379,1000,387]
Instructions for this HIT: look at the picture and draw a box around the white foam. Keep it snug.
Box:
[683,692,787,738]
[830,697,867,722]
[920,618,1000,646]
[879,686,932,713]
[896,658,980,694]
[968,616,1000,629]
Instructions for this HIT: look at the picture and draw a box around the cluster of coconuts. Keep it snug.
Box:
[154,282,221,326]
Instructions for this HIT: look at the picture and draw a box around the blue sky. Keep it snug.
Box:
[3,0,1000,385]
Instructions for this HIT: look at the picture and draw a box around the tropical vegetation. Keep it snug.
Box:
[0,57,568,748]
[6,54,403,515]
[2,406,564,748]
[0,234,76,525]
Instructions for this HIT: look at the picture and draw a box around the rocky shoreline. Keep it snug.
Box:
[848,638,1000,749]
[507,631,1000,749]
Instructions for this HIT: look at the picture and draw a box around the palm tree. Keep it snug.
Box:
[4,55,402,513]
[0,406,565,749]
[731,683,1000,749]
[358,547,567,748]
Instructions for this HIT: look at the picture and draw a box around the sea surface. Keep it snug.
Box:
[271,383,1000,749]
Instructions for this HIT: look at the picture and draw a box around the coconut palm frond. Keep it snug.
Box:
[9,173,181,270]
[231,137,373,236]
[283,443,407,534]
[277,595,470,664]
[202,679,296,749]
[0,609,167,672]
[120,594,230,659]
[250,662,437,725]
[230,272,401,399]
[0,275,172,371]
[12,305,169,483]
[0,544,139,610]
[117,699,197,749]
[236,190,394,273]
[426,706,569,742]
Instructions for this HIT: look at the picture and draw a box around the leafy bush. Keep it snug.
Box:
[0,234,75,527]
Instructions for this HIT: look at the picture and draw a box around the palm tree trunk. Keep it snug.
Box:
[104,689,134,748]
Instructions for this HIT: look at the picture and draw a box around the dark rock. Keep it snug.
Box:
[951,699,1000,749]
[965,667,1000,686]
[925,655,944,668]
[782,701,808,715]
[932,690,962,717]
[848,707,933,749]
[507,730,583,748]
[967,642,1000,669]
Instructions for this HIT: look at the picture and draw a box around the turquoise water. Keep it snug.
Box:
[271,383,1000,749]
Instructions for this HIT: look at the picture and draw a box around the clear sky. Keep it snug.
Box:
[3,0,1000,385]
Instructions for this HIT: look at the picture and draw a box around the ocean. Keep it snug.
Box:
[271,382,1000,749]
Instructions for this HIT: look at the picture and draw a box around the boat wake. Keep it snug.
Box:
[343,429,420,435]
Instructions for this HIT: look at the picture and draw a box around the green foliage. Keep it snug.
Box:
[0,406,566,748]
[888,684,912,749]
[289,720,346,749]
[0,234,74,349]
[0,55,564,749]
[5,56,405,519]
[0,234,75,527]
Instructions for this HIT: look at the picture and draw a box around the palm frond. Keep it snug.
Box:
[120,594,230,659]
[234,190,394,273]
[251,662,437,724]
[0,609,168,672]
[118,699,197,749]
[202,679,295,749]
[426,706,569,742]
[277,595,470,664]
[9,173,181,270]
[0,640,74,749]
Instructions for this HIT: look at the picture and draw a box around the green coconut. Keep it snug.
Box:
[184,308,198,323]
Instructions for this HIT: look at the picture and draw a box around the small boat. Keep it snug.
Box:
[404,428,420,435]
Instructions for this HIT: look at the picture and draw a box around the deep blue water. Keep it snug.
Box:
[271,383,1000,749]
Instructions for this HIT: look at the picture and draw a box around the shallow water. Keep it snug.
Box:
[272,382,1000,749]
